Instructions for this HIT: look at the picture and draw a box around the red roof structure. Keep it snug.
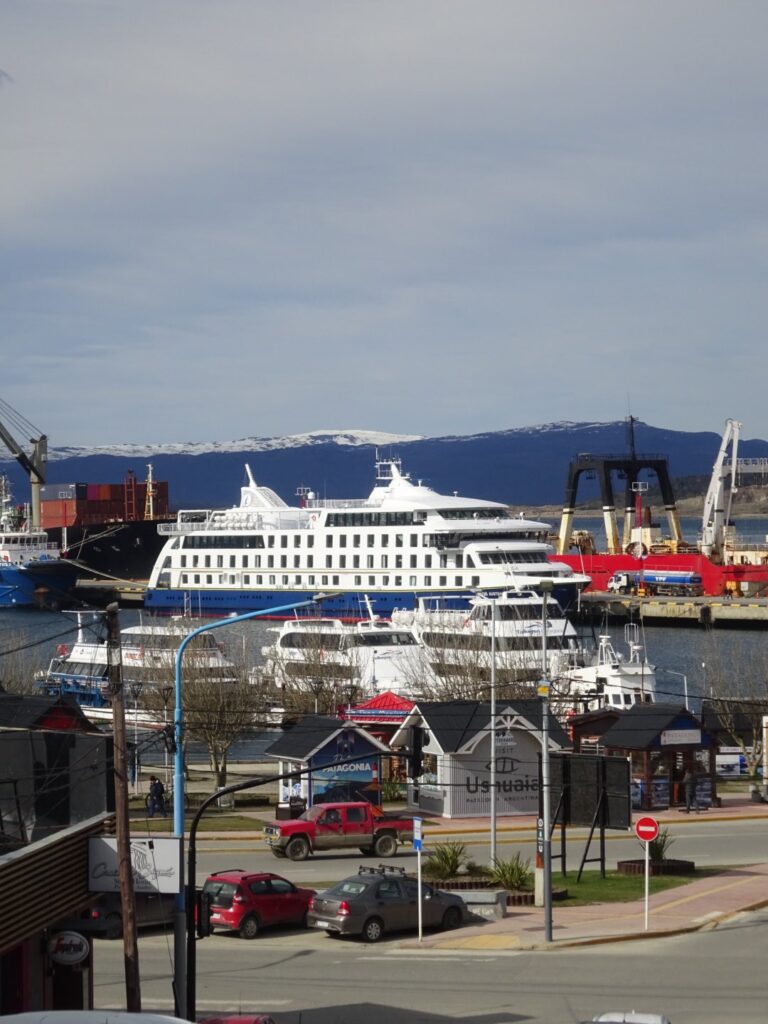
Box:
[339,690,414,725]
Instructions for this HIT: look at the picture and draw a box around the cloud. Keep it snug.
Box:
[1,1,767,444]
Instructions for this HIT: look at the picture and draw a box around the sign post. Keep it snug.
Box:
[634,816,659,931]
[413,816,423,942]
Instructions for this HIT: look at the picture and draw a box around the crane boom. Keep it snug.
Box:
[700,418,740,561]
[0,401,48,529]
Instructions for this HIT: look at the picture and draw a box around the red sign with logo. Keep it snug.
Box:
[634,816,659,843]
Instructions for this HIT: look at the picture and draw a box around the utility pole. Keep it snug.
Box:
[106,602,142,1011]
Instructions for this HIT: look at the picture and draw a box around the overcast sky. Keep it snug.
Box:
[2,2,767,447]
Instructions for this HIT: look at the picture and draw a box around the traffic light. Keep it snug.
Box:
[196,889,213,938]
[405,726,424,781]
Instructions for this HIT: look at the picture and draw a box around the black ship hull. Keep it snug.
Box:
[49,519,169,581]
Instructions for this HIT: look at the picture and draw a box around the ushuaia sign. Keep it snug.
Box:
[438,730,542,817]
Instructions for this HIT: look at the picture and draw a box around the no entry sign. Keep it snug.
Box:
[635,816,660,843]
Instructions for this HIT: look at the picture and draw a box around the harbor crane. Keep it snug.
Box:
[0,398,48,529]
[700,418,741,561]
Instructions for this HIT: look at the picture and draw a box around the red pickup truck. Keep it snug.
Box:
[263,802,415,861]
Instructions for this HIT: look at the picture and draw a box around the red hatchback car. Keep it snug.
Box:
[201,870,316,939]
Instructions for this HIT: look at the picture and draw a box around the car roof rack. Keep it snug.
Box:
[358,864,407,877]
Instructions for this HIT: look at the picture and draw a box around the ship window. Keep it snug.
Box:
[439,576,447,586]
[294,556,300,568]
[326,555,332,568]
[281,536,288,548]
[204,556,211,568]
[424,555,432,568]
[395,534,403,547]
[395,555,403,568]
[181,574,188,583]
[382,575,389,585]
[410,534,418,547]
[424,575,432,585]
[354,575,361,585]
[395,576,402,586]
[410,555,417,568]
[353,534,361,547]
[280,556,287,568]
[455,576,463,586]
[269,575,276,584]
[409,576,417,586]
[194,574,200,583]
[242,555,248,567]
[471,576,479,586]
[332,575,339,584]
[268,536,275,548]
[229,555,236,567]
[295,575,301,584]
[367,535,375,547]
[466,555,475,568]
[267,556,274,567]
[307,536,314,548]
[339,535,347,548]
[352,555,360,568]
[456,555,463,568]
[256,575,263,584]
[180,555,187,567]
[368,576,375,585]
[381,535,389,547]
[308,575,315,585]
[243,574,250,584]
[367,555,374,568]
[339,556,346,568]
[322,575,328,584]
[294,535,301,547]
[206,574,213,583]
[326,535,333,547]
[307,555,313,568]
[381,555,388,568]
[282,575,289,584]
[192,556,199,568]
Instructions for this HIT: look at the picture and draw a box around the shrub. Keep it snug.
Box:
[488,852,533,891]
[423,841,468,880]
[649,827,675,863]
[465,860,490,878]
[381,779,405,802]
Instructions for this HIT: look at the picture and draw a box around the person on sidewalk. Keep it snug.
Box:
[147,775,167,817]
[683,767,698,812]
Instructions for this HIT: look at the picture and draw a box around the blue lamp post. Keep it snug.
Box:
[172,597,323,1019]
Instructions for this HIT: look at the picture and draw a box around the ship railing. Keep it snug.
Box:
[158,511,312,533]
[304,498,370,509]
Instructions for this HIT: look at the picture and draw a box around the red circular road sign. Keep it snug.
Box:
[635,816,660,842]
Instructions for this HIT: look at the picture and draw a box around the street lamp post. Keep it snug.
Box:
[538,581,553,944]
[172,596,324,1021]
[490,597,497,865]
[129,682,143,791]
[667,670,689,710]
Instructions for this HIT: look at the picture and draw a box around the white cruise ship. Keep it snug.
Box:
[144,457,589,618]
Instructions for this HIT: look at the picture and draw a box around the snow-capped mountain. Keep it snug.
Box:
[3,420,768,511]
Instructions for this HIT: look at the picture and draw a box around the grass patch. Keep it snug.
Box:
[555,867,723,906]
[129,813,270,833]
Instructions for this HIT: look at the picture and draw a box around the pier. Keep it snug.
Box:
[575,592,768,628]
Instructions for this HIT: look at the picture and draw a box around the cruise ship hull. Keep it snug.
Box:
[144,584,579,618]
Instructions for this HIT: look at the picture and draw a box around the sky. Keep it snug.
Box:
[2,2,768,447]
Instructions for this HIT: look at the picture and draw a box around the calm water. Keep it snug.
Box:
[2,603,767,717]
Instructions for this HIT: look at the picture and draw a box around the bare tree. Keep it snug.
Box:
[701,636,768,776]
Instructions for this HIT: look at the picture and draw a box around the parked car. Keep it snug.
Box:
[306,864,466,942]
[200,869,315,939]
[55,890,175,939]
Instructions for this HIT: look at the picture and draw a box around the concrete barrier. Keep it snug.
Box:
[458,889,508,921]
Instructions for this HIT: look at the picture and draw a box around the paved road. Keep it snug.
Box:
[191,817,768,887]
[93,906,768,1023]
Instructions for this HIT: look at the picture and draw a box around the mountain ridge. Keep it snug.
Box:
[3,419,767,512]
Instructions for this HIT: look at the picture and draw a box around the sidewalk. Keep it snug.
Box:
[405,792,768,951]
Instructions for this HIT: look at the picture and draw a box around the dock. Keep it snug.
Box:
[575,592,768,628]
[75,578,147,607]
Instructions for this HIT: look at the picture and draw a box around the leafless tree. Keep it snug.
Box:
[700,636,768,776]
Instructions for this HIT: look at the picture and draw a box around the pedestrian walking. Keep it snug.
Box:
[147,775,167,817]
